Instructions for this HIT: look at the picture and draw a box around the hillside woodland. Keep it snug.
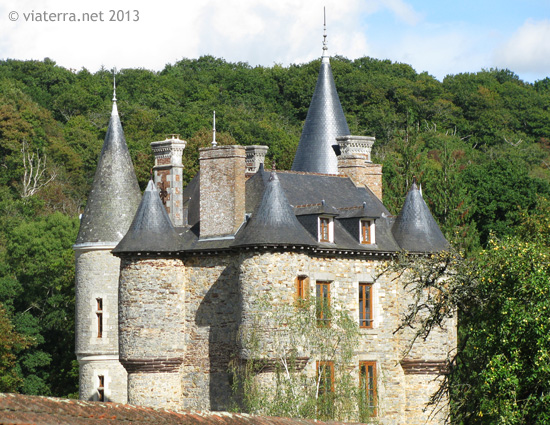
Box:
[0,56,549,423]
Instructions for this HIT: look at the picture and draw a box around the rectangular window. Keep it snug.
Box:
[319,217,331,242]
[360,220,373,244]
[359,283,373,328]
[317,360,335,420]
[359,361,377,417]
[295,275,309,306]
[96,298,103,338]
[98,375,105,402]
[317,360,335,394]
[316,281,331,327]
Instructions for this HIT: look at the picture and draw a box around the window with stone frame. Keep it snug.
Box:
[359,361,377,417]
[318,216,333,243]
[295,275,309,306]
[360,219,374,244]
[96,298,103,338]
[97,375,105,402]
[359,283,373,328]
[316,281,331,327]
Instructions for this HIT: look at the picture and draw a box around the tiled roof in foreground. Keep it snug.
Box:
[0,393,361,425]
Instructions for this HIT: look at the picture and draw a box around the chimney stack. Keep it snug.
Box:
[199,145,246,238]
[151,134,186,227]
[336,135,383,200]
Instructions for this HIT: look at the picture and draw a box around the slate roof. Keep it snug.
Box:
[0,393,359,425]
[291,56,350,175]
[165,169,401,255]
[234,171,317,247]
[392,182,450,252]
[113,180,181,253]
[75,100,141,246]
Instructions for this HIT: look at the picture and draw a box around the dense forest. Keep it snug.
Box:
[0,55,549,423]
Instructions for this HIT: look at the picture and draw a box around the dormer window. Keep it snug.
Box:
[318,216,334,243]
[360,219,375,245]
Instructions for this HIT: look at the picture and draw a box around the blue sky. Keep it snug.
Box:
[0,0,549,83]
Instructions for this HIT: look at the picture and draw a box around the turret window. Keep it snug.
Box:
[98,375,105,401]
[96,298,103,338]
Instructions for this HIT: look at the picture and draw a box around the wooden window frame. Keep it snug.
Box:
[360,219,374,244]
[359,361,377,416]
[295,275,309,306]
[359,283,373,328]
[98,375,105,402]
[318,216,333,243]
[316,281,331,327]
[316,360,335,394]
[96,298,103,338]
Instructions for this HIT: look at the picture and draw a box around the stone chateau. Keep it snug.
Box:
[73,31,456,425]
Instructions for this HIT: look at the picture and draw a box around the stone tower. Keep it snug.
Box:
[73,89,141,403]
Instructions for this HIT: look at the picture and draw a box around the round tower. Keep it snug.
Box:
[73,89,141,403]
[113,181,185,409]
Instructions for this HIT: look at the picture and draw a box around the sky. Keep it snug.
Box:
[1,0,549,83]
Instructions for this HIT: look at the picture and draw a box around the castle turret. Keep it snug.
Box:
[291,18,350,174]
[73,86,141,403]
[113,180,184,409]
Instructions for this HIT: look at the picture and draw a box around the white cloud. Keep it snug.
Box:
[494,19,550,74]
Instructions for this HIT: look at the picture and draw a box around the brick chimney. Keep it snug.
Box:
[151,134,186,227]
[336,135,383,200]
[199,145,246,238]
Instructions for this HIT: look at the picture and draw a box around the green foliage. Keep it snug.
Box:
[231,296,364,422]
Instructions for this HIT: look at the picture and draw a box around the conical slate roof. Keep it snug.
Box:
[291,55,350,174]
[75,100,141,246]
[392,182,449,252]
[234,171,317,247]
[113,180,181,253]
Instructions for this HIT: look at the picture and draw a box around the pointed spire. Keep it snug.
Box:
[75,89,141,246]
[291,13,350,175]
[391,181,449,252]
[113,180,180,253]
[234,170,316,247]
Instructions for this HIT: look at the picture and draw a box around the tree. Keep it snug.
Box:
[232,295,362,422]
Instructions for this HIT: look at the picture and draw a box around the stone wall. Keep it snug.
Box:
[118,249,455,423]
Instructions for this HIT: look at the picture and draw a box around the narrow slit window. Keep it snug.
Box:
[98,375,105,402]
[359,283,373,328]
[96,298,103,338]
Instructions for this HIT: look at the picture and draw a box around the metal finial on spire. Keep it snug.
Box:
[111,68,118,116]
[113,68,117,102]
[322,7,328,59]
[212,110,217,146]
